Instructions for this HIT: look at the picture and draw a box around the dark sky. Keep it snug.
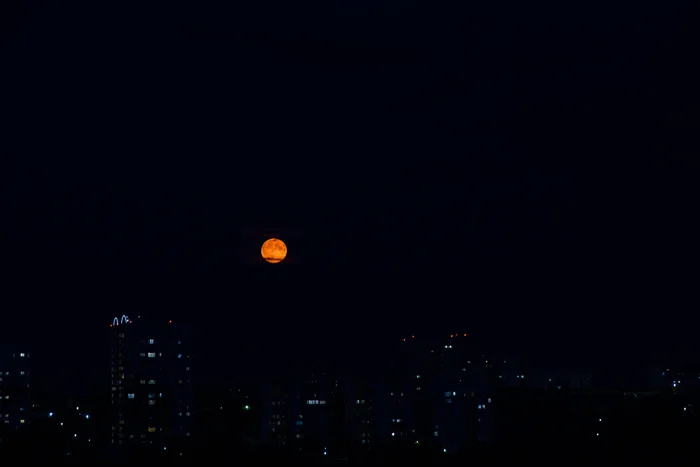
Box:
[1,1,697,393]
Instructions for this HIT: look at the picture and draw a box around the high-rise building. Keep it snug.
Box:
[260,382,294,448]
[261,372,347,457]
[109,315,192,455]
[397,333,495,451]
[0,350,33,430]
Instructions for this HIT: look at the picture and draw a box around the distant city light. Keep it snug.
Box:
[49,412,53,417]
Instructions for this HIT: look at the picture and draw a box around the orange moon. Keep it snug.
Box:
[261,238,287,264]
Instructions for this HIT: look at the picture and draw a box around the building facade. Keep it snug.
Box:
[0,351,32,430]
[109,315,192,455]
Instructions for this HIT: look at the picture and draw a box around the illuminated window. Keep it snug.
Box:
[19,353,25,357]
[434,431,438,436]
[148,353,156,358]
[20,419,25,424]
[149,339,154,344]
[148,380,155,384]
[128,393,135,399]
[178,354,182,359]
[148,401,156,406]
[148,427,156,433]
[140,353,146,357]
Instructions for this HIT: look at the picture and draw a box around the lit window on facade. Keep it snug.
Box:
[128,394,135,399]
[148,353,156,358]
[149,339,154,344]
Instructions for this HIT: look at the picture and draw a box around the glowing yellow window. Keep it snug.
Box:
[148,427,156,433]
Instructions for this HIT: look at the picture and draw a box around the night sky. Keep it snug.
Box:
[1,1,697,394]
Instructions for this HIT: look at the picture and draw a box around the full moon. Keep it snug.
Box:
[261,238,287,264]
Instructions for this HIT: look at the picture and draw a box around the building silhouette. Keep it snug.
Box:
[0,350,33,430]
[109,315,192,456]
